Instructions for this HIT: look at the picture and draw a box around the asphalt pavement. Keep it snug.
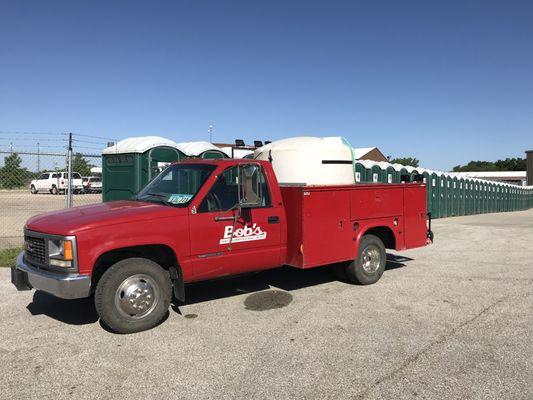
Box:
[0,209,532,400]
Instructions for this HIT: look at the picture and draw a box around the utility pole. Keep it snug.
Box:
[10,142,13,154]
[37,142,41,172]
[208,124,213,143]
[66,132,73,208]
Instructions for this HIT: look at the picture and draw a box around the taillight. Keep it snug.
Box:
[61,180,64,185]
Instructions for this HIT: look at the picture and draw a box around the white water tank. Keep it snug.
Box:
[254,137,355,185]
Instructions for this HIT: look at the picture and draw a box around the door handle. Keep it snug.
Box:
[214,216,235,222]
[268,216,279,224]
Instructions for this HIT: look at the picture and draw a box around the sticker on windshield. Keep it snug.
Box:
[168,194,193,204]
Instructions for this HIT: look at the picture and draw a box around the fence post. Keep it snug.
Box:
[66,132,73,208]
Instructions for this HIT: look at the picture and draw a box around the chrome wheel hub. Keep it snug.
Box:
[115,274,159,319]
[361,245,381,274]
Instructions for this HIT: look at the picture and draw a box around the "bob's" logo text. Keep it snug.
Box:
[220,223,267,244]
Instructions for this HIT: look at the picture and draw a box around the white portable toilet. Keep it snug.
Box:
[254,136,355,185]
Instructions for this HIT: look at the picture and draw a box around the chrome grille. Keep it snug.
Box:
[25,236,46,264]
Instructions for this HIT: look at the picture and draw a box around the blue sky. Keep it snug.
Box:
[1,1,532,170]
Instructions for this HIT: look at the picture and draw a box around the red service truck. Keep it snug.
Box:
[12,159,432,333]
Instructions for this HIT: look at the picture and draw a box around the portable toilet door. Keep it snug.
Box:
[492,183,497,213]
[385,165,396,184]
[355,162,365,183]
[458,178,465,216]
[480,181,486,214]
[371,164,381,184]
[444,175,452,217]
[496,185,502,212]
[451,177,459,216]
[464,179,470,215]
[438,175,448,218]
[430,172,439,218]
[147,146,186,182]
[410,169,420,183]
[400,168,410,183]
[422,171,431,215]
[488,183,493,213]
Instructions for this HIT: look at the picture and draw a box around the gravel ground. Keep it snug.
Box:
[0,209,532,400]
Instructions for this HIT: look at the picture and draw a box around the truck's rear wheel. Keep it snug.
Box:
[51,185,58,195]
[95,258,172,333]
[344,234,386,285]
[30,185,37,194]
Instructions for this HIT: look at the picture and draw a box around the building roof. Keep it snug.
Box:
[452,171,526,179]
[353,147,376,159]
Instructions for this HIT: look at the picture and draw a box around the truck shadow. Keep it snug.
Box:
[179,254,413,307]
[27,291,99,325]
[24,253,413,326]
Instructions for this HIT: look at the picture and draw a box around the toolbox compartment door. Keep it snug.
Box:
[403,186,428,249]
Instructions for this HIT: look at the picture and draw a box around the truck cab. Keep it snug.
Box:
[12,158,431,333]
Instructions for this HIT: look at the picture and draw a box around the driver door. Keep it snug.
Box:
[189,164,282,280]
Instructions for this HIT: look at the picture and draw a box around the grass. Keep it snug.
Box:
[0,247,22,268]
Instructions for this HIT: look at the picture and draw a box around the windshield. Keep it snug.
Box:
[136,163,216,207]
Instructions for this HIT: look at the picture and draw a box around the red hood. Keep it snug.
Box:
[26,200,187,235]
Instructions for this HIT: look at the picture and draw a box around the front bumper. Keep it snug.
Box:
[11,252,91,299]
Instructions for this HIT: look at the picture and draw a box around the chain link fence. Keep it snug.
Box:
[0,135,104,250]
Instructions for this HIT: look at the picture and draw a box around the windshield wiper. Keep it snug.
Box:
[137,193,173,206]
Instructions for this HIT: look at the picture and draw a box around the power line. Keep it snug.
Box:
[0,138,65,142]
[0,130,64,136]
[69,132,118,142]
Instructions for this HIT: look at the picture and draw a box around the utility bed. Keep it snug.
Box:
[280,184,428,268]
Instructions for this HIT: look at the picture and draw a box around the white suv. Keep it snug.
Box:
[30,172,84,194]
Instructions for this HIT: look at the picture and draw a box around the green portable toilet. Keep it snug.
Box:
[504,185,510,212]
[176,141,229,160]
[458,178,465,215]
[400,167,410,183]
[451,176,459,216]
[464,179,470,215]
[355,162,365,183]
[489,182,494,213]
[496,183,501,212]
[480,181,487,213]
[390,164,403,183]
[444,175,452,217]
[385,164,396,184]
[438,173,447,218]
[371,164,382,184]
[429,172,439,218]
[421,170,431,214]
[102,136,186,202]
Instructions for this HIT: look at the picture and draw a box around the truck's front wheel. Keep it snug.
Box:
[95,258,172,333]
[343,234,386,285]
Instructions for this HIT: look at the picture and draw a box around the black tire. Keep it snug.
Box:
[51,185,58,195]
[343,234,386,285]
[30,185,37,194]
[95,258,172,334]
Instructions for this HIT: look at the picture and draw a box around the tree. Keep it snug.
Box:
[452,157,526,172]
[389,157,419,167]
[0,153,33,189]
[71,153,94,176]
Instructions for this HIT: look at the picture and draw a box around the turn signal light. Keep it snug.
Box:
[63,240,73,261]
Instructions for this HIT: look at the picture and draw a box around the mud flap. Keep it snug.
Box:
[169,266,186,302]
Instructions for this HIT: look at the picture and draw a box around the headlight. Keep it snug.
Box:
[48,239,74,268]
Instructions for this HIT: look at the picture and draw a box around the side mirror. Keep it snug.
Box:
[237,164,264,209]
